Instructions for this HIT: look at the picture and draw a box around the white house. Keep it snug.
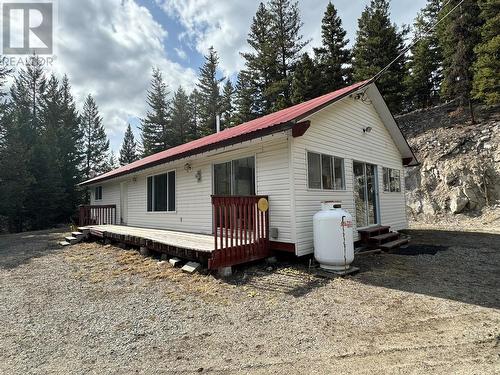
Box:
[80,80,417,267]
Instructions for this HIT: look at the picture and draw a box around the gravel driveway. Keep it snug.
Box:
[0,228,499,374]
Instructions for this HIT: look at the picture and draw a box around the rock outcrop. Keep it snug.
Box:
[397,103,500,219]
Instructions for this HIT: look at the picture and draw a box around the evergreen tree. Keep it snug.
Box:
[221,80,235,129]
[472,0,500,105]
[187,89,201,141]
[267,0,308,109]
[119,124,138,165]
[170,86,191,145]
[241,3,278,114]
[352,0,408,113]
[313,1,351,94]
[81,94,109,185]
[0,108,33,232]
[59,75,84,219]
[234,70,259,124]
[106,150,118,171]
[32,74,65,227]
[291,53,321,104]
[438,0,482,116]
[196,46,223,136]
[140,67,171,156]
[405,0,443,109]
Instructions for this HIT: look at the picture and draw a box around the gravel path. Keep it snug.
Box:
[0,228,499,374]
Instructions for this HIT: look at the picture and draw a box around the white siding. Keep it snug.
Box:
[292,96,407,256]
[90,182,121,223]
[89,135,292,242]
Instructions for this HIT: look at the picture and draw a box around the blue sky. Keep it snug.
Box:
[42,0,427,152]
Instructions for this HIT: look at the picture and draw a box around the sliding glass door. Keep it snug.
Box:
[353,161,379,228]
[213,156,255,196]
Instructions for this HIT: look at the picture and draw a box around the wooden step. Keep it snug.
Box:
[369,232,399,244]
[379,238,409,250]
[71,231,83,237]
[65,236,78,244]
[357,225,390,235]
[59,241,70,246]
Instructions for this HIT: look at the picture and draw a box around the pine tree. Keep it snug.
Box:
[81,94,109,185]
[438,0,482,115]
[59,75,84,219]
[234,70,259,124]
[352,0,408,113]
[405,0,443,109]
[0,108,34,232]
[221,80,235,129]
[119,124,138,165]
[241,3,278,114]
[33,74,65,227]
[291,53,321,104]
[196,47,223,136]
[170,86,191,145]
[106,150,118,172]
[187,89,201,141]
[140,67,171,156]
[313,1,351,94]
[267,0,308,109]
[472,0,500,105]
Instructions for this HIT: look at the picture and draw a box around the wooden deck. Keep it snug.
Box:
[79,196,272,270]
[82,225,217,252]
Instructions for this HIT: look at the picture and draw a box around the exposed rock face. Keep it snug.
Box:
[397,103,500,219]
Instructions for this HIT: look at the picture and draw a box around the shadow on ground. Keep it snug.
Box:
[352,229,500,309]
[0,228,66,270]
[231,229,500,309]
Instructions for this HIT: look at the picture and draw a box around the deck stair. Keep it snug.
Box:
[59,230,88,247]
[358,225,409,251]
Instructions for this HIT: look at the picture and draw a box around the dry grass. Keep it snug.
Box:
[63,243,234,303]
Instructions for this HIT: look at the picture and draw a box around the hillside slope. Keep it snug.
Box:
[397,103,500,230]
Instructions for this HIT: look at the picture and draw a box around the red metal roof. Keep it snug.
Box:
[82,80,370,185]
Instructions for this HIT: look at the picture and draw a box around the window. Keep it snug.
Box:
[213,156,255,196]
[147,171,176,212]
[307,151,345,190]
[94,186,102,201]
[383,167,401,192]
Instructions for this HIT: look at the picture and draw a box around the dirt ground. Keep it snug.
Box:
[0,228,499,374]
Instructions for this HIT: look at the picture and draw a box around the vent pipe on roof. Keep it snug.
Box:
[216,114,221,133]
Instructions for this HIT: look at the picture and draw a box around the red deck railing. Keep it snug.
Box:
[79,205,116,226]
[209,195,270,269]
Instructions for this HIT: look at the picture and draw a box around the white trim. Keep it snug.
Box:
[305,149,346,191]
[212,154,257,195]
[146,169,176,213]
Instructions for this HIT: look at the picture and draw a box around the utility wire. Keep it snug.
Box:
[358,0,465,91]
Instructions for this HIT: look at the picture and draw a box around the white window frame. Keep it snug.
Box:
[94,186,102,201]
[306,150,346,191]
[212,155,256,196]
[146,169,176,213]
[383,167,401,193]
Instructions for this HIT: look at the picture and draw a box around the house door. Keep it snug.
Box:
[353,161,379,228]
[120,182,128,225]
[213,156,256,230]
[213,156,255,196]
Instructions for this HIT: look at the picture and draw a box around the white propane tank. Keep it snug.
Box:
[313,201,354,271]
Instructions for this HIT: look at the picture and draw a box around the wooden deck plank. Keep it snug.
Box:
[80,225,255,253]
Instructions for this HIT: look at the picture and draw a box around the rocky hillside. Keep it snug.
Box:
[397,103,500,225]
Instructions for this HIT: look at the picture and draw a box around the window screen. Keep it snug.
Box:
[147,171,176,211]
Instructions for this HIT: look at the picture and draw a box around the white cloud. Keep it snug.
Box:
[174,47,187,60]
[49,0,197,151]
[159,0,258,76]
